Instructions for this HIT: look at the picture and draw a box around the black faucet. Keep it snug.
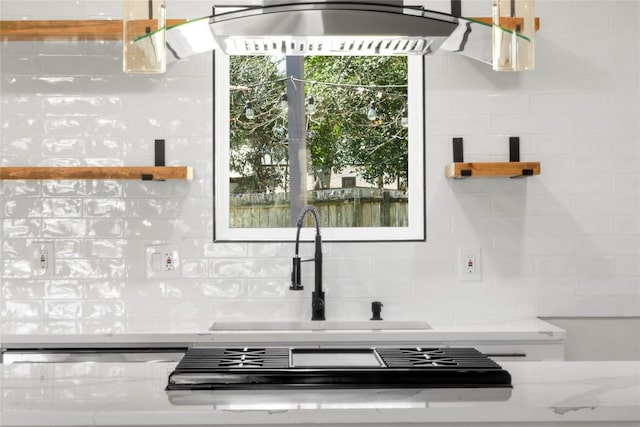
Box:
[290,205,325,321]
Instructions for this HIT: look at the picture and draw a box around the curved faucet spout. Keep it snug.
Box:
[290,205,325,321]
[294,205,321,252]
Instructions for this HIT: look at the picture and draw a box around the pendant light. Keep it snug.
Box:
[244,101,255,120]
[492,0,535,71]
[123,0,167,73]
[280,93,289,113]
[367,101,377,121]
[307,95,317,116]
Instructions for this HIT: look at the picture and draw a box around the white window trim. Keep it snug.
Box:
[213,52,425,242]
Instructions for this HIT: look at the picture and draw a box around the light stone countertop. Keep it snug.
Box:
[0,319,565,348]
[1,360,638,426]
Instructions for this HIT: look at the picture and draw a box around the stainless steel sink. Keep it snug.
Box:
[209,320,430,331]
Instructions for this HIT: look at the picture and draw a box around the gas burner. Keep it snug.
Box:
[176,347,289,370]
[376,347,500,369]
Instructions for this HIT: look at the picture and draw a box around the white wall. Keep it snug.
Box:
[1,0,638,334]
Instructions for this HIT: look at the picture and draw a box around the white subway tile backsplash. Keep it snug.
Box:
[209,299,290,322]
[0,1,638,333]
[44,321,82,334]
[83,300,125,320]
[44,280,82,299]
[121,280,164,299]
[2,219,41,238]
[2,300,42,320]
[615,216,640,236]
[44,300,82,320]
[614,175,640,197]
[2,279,45,299]
[616,297,640,317]
[247,279,289,298]
[42,198,83,217]
[208,259,252,279]
[535,277,577,297]
[577,276,640,297]
[85,280,124,299]
[83,320,125,334]
[616,257,640,276]
[535,256,617,277]
[455,297,537,324]
[2,321,42,334]
[574,195,639,216]
[84,199,126,217]
[538,296,619,317]
[574,236,640,256]
[42,219,87,237]
[2,199,42,218]
[324,277,376,298]
[55,239,82,258]
[56,259,125,279]
[181,259,208,279]
[2,260,32,279]
[200,279,246,299]
[86,239,127,258]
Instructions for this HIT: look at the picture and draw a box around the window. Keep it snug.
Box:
[213,52,425,241]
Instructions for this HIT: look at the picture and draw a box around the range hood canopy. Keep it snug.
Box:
[207,1,459,56]
[157,1,464,60]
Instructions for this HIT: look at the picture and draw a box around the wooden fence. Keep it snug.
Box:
[229,188,408,228]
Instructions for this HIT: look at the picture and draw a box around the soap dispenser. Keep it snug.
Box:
[371,301,383,321]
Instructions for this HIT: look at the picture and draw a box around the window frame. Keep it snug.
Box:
[213,52,426,242]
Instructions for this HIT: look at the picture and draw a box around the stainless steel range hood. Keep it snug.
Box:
[207,2,459,56]
[155,1,463,61]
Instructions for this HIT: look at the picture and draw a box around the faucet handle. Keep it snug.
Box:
[290,256,303,290]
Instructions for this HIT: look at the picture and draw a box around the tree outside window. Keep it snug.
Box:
[228,55,409,229]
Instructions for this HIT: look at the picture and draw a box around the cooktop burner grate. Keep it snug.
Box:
[175,347,289,369]
[376,347,503,369]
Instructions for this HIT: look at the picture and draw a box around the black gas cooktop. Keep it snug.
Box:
[166,347,512,390]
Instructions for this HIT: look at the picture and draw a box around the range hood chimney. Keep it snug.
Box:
[157,1,463,60]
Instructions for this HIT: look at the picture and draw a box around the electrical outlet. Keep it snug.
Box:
[162,251,176,272]
[32,241,55,277]
[146,245,180,278]
[459,246,482,282]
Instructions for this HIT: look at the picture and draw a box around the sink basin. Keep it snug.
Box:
[209,320,431,331]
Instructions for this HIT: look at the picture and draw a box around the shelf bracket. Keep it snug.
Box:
[155,139,165,166]
[509,136,520,162]
[149,139,166,181]
[510,168,534,179]
[452,137,464,162]
[452,137,472,178]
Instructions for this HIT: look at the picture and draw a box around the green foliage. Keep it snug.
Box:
[229,56,288,194]
[229,55,408,192]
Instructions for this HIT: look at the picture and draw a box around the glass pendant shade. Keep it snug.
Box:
[123,0,166,73]
[492,0,535,71]
[245,101,255,120]
[367,101,377,121]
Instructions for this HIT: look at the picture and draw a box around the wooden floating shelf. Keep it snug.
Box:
[0,16,538,41]
[472,17,540,32]
[0,166,193,181]
[445,162,541,179]
[0,19,187,41]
